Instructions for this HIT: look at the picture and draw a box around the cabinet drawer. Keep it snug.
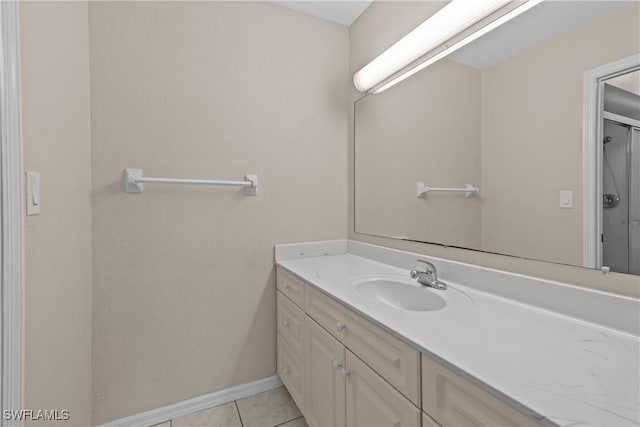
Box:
[346,350,420,427]
[277,333,304,413]
[277,291,305,356]
[277,267,305,308]
[305,286,420,406]
[422,355,537,427]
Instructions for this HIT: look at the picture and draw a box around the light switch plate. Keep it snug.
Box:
[559,190,573,209]
[26,171,40,215]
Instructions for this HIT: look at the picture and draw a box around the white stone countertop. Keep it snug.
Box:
[276,246,639,427]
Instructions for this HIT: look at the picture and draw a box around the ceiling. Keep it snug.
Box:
[273,1,372,26]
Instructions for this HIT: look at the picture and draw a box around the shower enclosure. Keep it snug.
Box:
[602,83,640,274]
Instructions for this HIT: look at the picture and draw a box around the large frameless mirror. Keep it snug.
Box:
[354,1,640,275]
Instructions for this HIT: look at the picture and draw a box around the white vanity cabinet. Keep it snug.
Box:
[276,267,539,427]
[277,267,421,427]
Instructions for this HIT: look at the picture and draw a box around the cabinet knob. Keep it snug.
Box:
[282,319,290,328]
[336,322,347,332]
[332,359,342,370]
[340,367,350,378]
[283,367,291,375]
[283,283,291,291]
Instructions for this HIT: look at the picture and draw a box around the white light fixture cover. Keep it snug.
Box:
[353,0,509,92]
[370,0,545,95]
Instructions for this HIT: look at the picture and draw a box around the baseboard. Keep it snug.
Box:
[97,375,283,427]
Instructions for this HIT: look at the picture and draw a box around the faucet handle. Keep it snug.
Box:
[416,258,434,269]
[416,259,437,278]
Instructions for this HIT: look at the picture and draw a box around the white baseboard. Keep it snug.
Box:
[97,375,283,427]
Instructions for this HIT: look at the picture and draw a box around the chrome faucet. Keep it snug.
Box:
[410,259,447,290]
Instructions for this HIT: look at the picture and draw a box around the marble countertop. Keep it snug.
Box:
[277,251,639,427]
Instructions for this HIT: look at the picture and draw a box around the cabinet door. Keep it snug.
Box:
[304,316,346,427]
[345,350,420,427]
[422,355,537,427]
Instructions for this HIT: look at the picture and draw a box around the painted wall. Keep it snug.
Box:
[20,2,93,426]
[89,2,348,423]
[349,1,640,298]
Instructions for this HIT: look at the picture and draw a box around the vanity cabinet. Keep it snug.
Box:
[277,267,537,427]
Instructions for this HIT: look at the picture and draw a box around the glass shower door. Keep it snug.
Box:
[602,120,640,275]
[630,127,639,275]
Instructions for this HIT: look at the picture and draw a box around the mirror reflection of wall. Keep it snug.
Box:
[354,1,640,272]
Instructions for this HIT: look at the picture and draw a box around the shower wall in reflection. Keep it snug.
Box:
[602,81,640,274]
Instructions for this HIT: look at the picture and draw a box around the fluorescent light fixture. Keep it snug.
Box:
[353,0,508,92]
[355,0,545,94]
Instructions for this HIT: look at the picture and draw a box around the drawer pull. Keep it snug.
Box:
[283,283,291,291]
[336,322,347,332]
[282,319,291,328]
[340,367,350,378]
[332,359,343,370]
[283,366,291,375]
[392,358,401,368]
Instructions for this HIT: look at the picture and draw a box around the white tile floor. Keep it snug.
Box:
[152,387,306,427]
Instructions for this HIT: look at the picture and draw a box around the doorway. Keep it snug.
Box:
[1,0,25,422]
[583,55,640,274]
[602,117,640,274]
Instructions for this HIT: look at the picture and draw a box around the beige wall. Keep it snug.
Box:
[349,1,640,298]
[20,2,93,426]
[481,3,640,265]
[355,59,482,247]
[89,2,348,424]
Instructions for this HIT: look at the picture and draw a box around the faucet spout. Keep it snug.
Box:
[410,259,447,290]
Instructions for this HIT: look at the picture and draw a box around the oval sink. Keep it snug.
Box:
[353,278,446,312]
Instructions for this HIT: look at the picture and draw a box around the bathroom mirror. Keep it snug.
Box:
[354,1,640,274]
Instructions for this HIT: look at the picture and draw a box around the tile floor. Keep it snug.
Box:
[152,387,307,427]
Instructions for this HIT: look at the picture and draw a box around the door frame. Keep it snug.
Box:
[0,0,24,423]
[582,54,640,269]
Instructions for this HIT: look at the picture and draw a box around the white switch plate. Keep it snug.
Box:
[26,171,40,215]
[559,190,573,209]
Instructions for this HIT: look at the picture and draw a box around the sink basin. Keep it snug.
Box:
[352,277,446,312]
